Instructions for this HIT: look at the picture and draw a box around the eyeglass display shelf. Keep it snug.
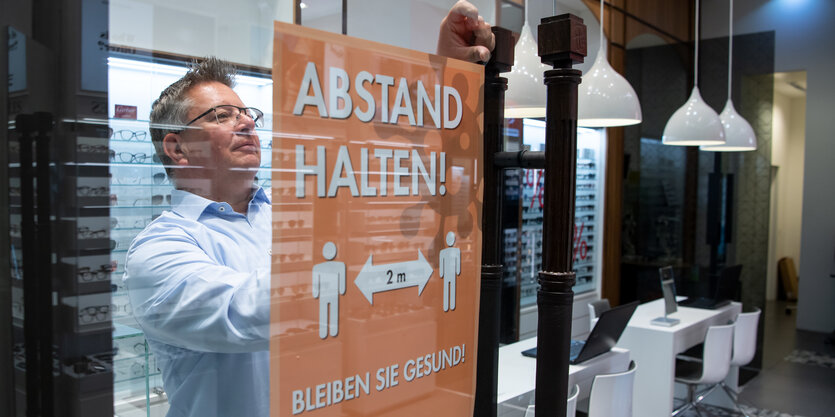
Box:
[106,116,273,127]
[114,322,143,340]
[106,161,170,167]
[103,138,275,150]
[112,324,162,387]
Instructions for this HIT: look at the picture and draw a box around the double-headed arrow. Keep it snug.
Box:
[354,251,433,305]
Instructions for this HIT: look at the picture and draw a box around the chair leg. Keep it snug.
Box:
[672,384,697,417]
[672,400,694,417]
[693,383,720,405]
[691,404,707,417]
[719,381,739,399]
[720,382,752,417]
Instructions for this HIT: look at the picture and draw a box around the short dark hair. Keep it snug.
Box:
[149,57,236,179]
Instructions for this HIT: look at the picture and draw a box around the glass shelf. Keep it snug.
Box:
[113,322,142,340]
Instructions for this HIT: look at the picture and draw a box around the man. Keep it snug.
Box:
[124,2,493,416]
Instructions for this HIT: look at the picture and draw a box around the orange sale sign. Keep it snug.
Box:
[270,22,484,416]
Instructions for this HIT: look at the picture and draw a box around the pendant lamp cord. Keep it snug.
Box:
[695,0,700,87]
[599,0,605,54]
[727,0,734,100]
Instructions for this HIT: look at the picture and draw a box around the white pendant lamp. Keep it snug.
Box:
[577,0,642,127]
[505,3,549,119]
[662,0,725,146]
[700,0,757,151]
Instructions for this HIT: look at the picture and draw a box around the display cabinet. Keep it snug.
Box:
[503,119,606,340]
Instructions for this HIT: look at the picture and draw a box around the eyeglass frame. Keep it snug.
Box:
[110,150,149,163]
[77,264,113,282]
[77,226,107,239]
[180,105,264,130]
[78,305,110,324]
[110,129,148,141]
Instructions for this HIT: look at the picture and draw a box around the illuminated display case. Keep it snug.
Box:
[503,119,606,321]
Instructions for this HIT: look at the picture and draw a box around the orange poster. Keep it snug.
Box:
[270,22,484,417]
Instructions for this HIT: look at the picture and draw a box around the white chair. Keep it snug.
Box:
[699,306,762,416]
[587,361,637,417]
[588,299,611,330]
[672,323,735,416]
[566,383,579,417]
[524,384,580,417]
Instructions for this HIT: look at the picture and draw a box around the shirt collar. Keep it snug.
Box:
[171,186,271,220]
[251,185,271,205]
[170,189,214,220]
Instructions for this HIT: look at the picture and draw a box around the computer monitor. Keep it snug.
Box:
[652,266,680,327]
[678,264,740,309]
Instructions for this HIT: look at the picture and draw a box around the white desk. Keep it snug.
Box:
[497,337,630,415]
[617,298,741,417]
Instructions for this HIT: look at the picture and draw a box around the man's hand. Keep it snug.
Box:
[437,1,495,63]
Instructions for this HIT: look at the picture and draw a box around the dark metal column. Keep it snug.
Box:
[534,14,586,417]
[34,112,55,417]
[17,114,43,417]
[474,26,514,417]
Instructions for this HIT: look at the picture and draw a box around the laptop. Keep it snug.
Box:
[678,265,741,309]
[521,301,639,364]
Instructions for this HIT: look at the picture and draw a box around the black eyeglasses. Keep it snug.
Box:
[77,226,107,239]
[111,129,148,141]
[77,265,113,282]
[78,143,109,154]
[78,305,110,324]
[110,151,149,164]
[77,186,108,197]
[183,105,264,129]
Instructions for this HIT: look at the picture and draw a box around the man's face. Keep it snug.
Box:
[179,81,261,176]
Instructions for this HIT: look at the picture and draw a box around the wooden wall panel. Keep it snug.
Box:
[627,0,692,43]
[581,0,693,52]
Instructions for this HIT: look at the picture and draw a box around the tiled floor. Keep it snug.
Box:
[678,300,835,417]
[734,301,835,417]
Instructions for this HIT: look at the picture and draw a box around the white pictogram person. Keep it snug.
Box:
[312,242,345,339]
[439,231,461,312]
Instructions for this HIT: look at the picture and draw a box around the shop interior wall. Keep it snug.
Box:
[622,30,774,305]
[622,30,775,367]
[621,41,688,301]
[575,0,698,306]
[768,84,805,301]
[702,0,835,333]
[704,32,775,318]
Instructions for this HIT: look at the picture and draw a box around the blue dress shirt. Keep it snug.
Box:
[124,187,272,417]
